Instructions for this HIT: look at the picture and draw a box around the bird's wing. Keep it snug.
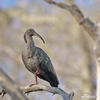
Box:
[36,47,59,82]
[36,47,56,73]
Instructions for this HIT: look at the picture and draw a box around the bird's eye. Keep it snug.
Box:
[29,29,33,32]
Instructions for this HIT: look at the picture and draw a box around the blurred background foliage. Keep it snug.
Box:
[0,0,99,100]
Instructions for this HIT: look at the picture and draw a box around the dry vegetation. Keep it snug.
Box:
[0,0,100,100]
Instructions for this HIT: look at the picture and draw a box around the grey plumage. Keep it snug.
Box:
[22,28,59,87]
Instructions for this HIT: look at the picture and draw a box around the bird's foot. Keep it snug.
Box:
[29,83,38,87]
[29,84,35,87]
[35,69,40,74]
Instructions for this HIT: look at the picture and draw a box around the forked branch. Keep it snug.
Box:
[20,84,74,100]
[0,68,74,100]
[44,0,99,40]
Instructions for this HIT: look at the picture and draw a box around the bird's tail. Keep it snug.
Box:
[50,81,59,87]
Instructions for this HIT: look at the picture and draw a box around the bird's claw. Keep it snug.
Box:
[29,84,35,87]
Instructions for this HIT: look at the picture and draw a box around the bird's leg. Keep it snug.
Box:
[35,73,38,84]
[35,68,40,75]
[29,69,40,87]
[35,69,40,84]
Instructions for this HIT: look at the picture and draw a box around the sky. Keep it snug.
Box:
[0,0,19,8]
[0,0,94,8]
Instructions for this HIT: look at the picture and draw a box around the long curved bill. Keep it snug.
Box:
[34,32,45,44]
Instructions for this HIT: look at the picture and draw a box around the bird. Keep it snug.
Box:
[22,28,59,87]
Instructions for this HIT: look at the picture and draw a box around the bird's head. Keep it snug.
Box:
[24,28,45,44]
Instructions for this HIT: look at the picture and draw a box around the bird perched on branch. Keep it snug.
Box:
[22,28,59,87]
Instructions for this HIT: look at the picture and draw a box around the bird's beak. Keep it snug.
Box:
[33,32,45,44]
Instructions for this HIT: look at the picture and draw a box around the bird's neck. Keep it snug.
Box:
[26,35,35,46]
[25,36,36,58]
[26,36,36,52]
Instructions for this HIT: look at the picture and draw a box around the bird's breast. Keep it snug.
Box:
[22,51,39,73]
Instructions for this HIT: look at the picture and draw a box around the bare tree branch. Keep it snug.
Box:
[44,0,98,40]
[44,0,100,100]
[0,68,29,100]
[20,84,74,100]
[0,68,74,100]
